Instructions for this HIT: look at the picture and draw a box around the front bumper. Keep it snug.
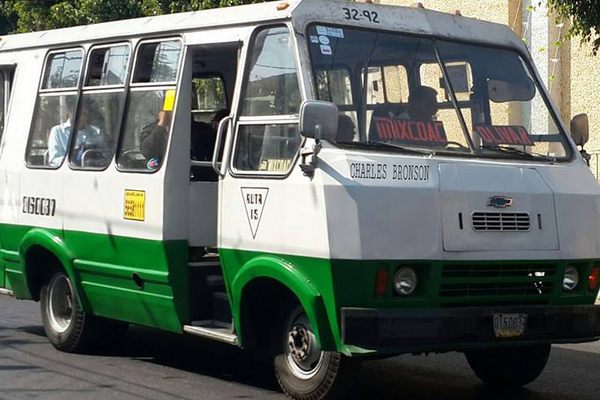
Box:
[342,305,600,353]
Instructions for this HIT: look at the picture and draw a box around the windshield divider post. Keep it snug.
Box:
[433,40,475,153]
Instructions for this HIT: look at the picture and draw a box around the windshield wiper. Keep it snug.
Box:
[479,145,557,162]
[336,140,434,156]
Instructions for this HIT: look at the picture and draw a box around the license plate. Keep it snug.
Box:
[493,313,527,338]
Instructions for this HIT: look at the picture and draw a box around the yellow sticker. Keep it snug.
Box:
[124,190,146,221]
[163,89,176,111]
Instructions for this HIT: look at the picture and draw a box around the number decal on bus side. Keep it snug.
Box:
[342,7,380,24]
[22,196,56,217]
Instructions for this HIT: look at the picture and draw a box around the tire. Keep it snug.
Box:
[465,344,551,387]
[40,271,128,353]
[273,305,354,400]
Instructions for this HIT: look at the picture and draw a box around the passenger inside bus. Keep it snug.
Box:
[399,86,439,121]
[139,110,172,170]
[48,101,103,167]
[191,108,228,161]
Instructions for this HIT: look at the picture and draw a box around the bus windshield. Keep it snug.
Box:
[307,25,572,161]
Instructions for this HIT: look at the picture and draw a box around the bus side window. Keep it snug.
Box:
[69,44,130,170]
[25,49,84,168]
[116,39,182,172]
[232,26,302,174]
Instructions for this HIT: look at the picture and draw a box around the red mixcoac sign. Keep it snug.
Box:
[374,117,448,145]
[476,125,533,146]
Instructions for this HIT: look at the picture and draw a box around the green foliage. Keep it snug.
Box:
[547,0,600,54]
[0,0,267,35]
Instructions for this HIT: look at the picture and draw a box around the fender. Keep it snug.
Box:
[19,229,90,311]
[231,255,336,351]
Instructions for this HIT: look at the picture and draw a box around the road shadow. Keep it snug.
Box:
[101,325,280,392]
[9,322,599,400]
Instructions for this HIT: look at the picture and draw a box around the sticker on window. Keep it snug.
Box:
[316,26,328,36]
[163,89,176,111]
[259,158,292,172]
[310,35,319,44]
[320,45,332,55]
[373,117,448,145]
[475,125,533,146]
[327,28,344,38]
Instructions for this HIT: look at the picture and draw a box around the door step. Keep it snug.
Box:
[184,321,237,345]
[0,288,13,297]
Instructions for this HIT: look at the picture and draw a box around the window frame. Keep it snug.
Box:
[0,70,7,141]
[25,47,85,170]
[229,24,305,179]
[39,48,85,92]
[83,42,132,90]
[115,36,184,174]
[68,42,133,171]
[130,38,183,88]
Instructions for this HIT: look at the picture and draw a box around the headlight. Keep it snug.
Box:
[393,267,418,296]
[563,266,579,292]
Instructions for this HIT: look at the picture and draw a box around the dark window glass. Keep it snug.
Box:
[42,50,83,89]
[86,45,130,86]
[233,124,301,172]
[240,27,300,116]
[233,26,302,174]
[26,94,78,167]
[133,41,182,83]
[68,92,126,169]
[116,89,175,171]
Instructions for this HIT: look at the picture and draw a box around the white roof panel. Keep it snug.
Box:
[0,0,527,55]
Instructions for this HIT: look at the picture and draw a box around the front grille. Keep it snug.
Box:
[439,264,556,307]
[472,212,530,231]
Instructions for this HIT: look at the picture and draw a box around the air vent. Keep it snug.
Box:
[472,212,530,232]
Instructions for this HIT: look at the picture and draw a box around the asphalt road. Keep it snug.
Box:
[1,295,599,400]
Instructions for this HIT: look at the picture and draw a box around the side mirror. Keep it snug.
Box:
[570,113,589,147]
[299,100,338,141]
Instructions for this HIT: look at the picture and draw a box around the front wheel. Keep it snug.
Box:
[465,344,551,387]
[274,306,354,400]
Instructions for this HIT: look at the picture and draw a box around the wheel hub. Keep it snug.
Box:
[47,275,75,334]
[288,324,311,361]
[284,309,325,380]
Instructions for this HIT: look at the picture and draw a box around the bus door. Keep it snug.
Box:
[217,24,308,263]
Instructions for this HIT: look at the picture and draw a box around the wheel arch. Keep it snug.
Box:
[231,255,336,351]
[19,229,89,310]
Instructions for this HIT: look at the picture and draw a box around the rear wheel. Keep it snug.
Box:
[41,271,127,353]
[465,344,551,387]
[274,305,353,400]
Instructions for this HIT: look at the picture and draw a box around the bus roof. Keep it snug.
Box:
[0,0,527,55]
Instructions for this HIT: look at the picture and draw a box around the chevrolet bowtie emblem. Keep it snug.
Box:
[488,196,513,208]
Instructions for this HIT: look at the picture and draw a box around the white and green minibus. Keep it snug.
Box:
[1,0,599,398]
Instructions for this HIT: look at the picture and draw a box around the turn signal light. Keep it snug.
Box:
[589,267,600,291]
[375,268,389,297]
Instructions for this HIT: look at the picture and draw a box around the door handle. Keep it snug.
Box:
[212,115,233,177]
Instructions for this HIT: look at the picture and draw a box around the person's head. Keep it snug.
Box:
[408,86,439,121]
[211,109,229,130]
[77,102,92,127]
